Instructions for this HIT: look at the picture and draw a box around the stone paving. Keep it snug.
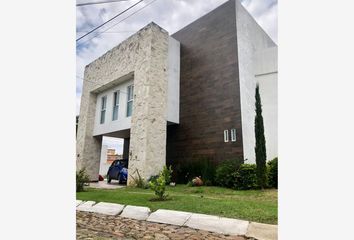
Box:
[77,211,252,240]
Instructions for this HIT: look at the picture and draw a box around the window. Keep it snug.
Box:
[224,130,229,142]
[112,90,120,121]
[127,85,134,117]
[100,96,106,124]
[231,129,237,142]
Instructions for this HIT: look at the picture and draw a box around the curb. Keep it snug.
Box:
[76,200,277,240]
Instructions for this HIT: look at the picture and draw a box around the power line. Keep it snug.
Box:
[76,0,144,42]
[77,0,158,47]
[77,31,136,34]
[77,0,129,7]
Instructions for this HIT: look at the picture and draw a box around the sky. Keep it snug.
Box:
[76,0,277,152]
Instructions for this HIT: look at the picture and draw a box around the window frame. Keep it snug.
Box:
[100,95,107,124]
[231,128,237,142]
[224,130,229,142]
[126,85,134,117]
[112,90,120,121]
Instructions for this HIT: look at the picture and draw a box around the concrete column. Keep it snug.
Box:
[76,82,103,181]
[128,25,169,185]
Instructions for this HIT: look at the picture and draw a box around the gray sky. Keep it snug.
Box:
[76,0,277,151]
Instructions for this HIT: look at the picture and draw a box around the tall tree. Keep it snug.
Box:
[254,84,267,189]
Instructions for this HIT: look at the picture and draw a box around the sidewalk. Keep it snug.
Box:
[76,200,277,240]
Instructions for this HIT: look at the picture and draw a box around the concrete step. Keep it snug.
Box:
[246,222,278,240]
[185,213,249,236]
[90,202,125,216]
[120,205,151,220]
[146,209,192,226]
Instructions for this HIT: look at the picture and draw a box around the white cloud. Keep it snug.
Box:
[242,0,277,43]
[76,0,277,114]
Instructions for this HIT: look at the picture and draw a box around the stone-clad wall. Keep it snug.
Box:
[76,23,169,182]
[128,25,169,184]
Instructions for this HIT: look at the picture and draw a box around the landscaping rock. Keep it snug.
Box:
[185,213,249,235]
[147,209,192,226]
[90,202,125,215]
[192,177,203,186]
[246,222,278,240]
[121,205,151,220]
[76,200,83,206]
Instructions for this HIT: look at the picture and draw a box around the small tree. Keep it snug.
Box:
[254,84,267,189]
[161,165,173,185]
[149,174,167,200]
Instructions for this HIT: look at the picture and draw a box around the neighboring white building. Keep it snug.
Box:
[99,144,108,176]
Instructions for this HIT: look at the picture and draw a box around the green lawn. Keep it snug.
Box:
[77,185,277,224]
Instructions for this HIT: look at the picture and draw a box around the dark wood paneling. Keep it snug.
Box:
[167,0,244,166]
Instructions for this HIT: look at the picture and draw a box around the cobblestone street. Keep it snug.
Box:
[77,211,251,240]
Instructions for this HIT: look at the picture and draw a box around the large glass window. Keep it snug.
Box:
[100,96,106,124]
[127,85,134,117]
[112,91,120,121]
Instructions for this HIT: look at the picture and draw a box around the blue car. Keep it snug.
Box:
[107,159,128,184]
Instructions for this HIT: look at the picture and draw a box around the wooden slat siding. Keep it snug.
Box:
[167,0,244,167]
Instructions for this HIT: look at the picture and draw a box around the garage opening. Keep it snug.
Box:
[99,136,128,185]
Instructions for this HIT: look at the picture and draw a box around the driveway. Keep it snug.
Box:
[88,181,126,190]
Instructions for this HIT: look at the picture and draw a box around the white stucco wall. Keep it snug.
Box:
[255,47,278,161]
[235,0,277,163]
[93,79,133,136]
[167,37,180,124]
[99,145,109,176]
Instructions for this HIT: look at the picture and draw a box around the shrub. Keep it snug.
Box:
[76,168,89,192]
[215,159,242,188]
[233,164,257,190]
[130,169,149,189]
[200,158,216,185]
[267,157,278,188]
[161,165,173,185]
[204,179,213,186]
[149,171,168,200]
[173,158,216,184]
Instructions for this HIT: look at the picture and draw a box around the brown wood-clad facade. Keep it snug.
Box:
[167,0,244,167]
